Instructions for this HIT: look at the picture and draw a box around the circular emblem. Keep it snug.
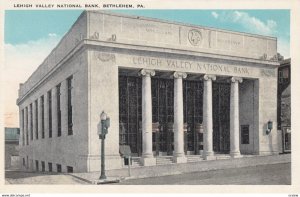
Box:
[188,29,202,46]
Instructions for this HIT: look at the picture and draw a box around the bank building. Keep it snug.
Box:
[17,11,280,173]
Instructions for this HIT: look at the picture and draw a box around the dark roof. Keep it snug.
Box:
[280,58,291,66]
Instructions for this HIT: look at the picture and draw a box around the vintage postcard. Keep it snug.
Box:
[0,0,299,195]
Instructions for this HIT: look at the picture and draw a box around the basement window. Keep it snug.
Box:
[57,164,62,173]
[48,162,52,172]
[67,166,73,173]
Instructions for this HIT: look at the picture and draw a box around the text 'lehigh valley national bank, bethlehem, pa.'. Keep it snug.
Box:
[13,3,145,8]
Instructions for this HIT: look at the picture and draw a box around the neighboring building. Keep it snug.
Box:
[17,11,280,173]
[5,127,20,169]
[277,58,291,153]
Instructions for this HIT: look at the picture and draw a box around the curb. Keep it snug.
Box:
[71,154,291,183]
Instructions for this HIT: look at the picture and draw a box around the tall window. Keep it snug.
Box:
[21,109,24,146]
[35,99,38,139]
[41,95,45,138]
[48,90,52,138]
[30,103,33,140]
[56,84,61,137]
[25,107,28,145]
[67,76,73,135]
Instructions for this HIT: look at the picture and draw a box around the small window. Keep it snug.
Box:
[241,125,250,144]
[48,162,52,172]
[67,166,73,173]
[41,161,45,172]
[22,158,25,166]
[57,164,62,173]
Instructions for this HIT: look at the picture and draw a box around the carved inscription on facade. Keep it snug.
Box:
[140,23,172,35]
[217,38,241,46]
[132,56,251,76]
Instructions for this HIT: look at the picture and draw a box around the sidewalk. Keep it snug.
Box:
[72,154,291,183]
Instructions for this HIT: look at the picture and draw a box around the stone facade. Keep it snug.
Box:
[17,11,280,173]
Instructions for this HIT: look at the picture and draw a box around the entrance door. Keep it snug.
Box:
[183,80,204,155]
[119,76,142,156]
[152,78,174,155]
[213,82,230,153]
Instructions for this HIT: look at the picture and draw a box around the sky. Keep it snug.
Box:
[4,9,290,127]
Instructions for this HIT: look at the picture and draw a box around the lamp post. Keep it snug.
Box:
[98,111,110,180]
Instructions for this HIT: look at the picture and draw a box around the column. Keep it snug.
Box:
[139,69,156,166]
[230,77,243,158]
[52,87,58,137]
[173,71,187,163]
[60,79,68,136]
[203,74,216,160]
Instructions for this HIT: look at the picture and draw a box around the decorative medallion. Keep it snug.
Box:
[270,54,279,61]
[259,53,268,60]
[107,34,117,42]
[90,32,99,40]
[188,29,202,46]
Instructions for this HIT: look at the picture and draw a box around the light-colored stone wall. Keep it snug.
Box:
[87,49,122,171]
[87,11,277,62]
[239,80,255,154]
[18,50,89,173]
[17,10,280,172]
[257,75,279,155]
[88,48,279,158]
[18,12,87,99]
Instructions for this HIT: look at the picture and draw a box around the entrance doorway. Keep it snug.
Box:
[118,71,232,157]
[118,74,176,157]
[119,75,142,156]
[213,82,231,153]
[183,80,204,155]
[152,78,174,156]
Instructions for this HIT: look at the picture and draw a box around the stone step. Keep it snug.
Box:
[156,157,173,165]
[130,158,143,168]
[186,155,203,163]
[215,155,231,160]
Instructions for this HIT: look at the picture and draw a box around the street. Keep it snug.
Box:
[5,162,290,185]
[115,163,291,185]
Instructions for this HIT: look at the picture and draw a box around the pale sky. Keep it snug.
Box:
[4,10,290,127]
